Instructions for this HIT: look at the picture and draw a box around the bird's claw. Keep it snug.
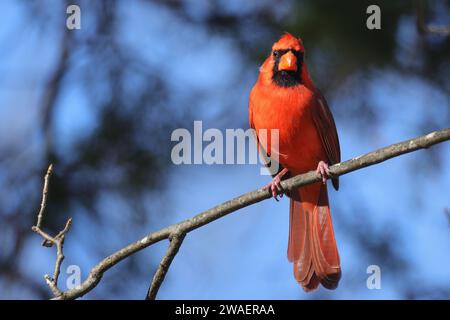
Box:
[264,176,284,201]
[316,161,330,184]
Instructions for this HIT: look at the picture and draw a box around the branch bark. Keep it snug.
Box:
[32,164,73,296]
[145,232,186,300]
[33,127,449,300]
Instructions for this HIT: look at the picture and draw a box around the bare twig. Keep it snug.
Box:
[32,164,72,296]
[33,127,449,300]
[146,232,186,300]
[36,164,53,229]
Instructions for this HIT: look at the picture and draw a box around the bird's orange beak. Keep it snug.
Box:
[278,51,297,72]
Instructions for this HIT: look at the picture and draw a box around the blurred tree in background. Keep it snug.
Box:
[0,0,449,299]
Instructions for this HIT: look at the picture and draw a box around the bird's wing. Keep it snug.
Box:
[312,90,341,190]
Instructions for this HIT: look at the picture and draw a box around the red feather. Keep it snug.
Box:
[249,33,341,291]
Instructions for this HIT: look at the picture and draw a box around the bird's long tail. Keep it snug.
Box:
[288,183,341,291]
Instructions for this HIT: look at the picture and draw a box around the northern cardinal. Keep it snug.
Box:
[249,33,341,291]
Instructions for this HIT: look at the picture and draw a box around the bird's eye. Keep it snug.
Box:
[273,51,280,58]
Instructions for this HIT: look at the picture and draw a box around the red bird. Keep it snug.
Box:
[249,33,341,291]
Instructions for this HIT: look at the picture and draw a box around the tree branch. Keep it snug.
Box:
[32,164,73,296]
[145,232,186,300]
[35,164,53,230]
[34,127,449,300]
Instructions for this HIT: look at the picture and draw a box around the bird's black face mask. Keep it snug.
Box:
[272,49,303,88]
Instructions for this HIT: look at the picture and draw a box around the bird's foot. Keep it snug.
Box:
[264,177,283,201]
[316,161,330,184]
[263,168,289,201]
